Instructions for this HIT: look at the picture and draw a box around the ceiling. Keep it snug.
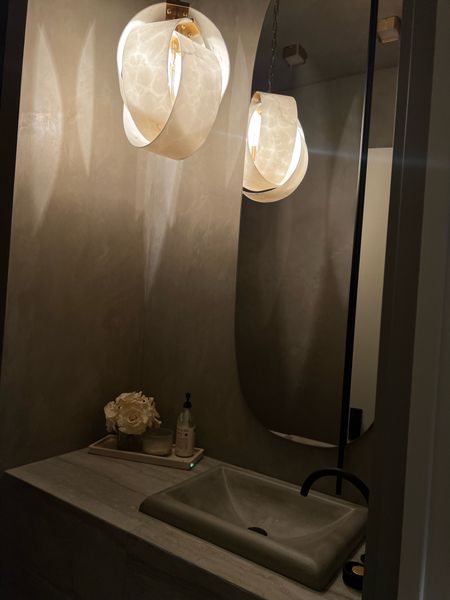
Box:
[252,0,403,92]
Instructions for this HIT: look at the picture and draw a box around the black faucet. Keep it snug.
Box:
[300,468,369,504]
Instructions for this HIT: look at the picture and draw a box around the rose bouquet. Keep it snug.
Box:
[104,391,161,451]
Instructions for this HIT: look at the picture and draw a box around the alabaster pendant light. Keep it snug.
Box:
[243,1,308,202]
[243,92,308,202]
[117,2,229,160]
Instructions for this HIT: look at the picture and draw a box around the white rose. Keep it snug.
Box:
[141,395,161,428]
[143,396,161,429]
[104,400,118,432]
[116,398,150,435]
[106,391,162,435]
[115,391,142,407]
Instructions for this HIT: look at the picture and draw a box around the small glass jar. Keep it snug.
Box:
[142,427,173,456]
[143,428,173,456]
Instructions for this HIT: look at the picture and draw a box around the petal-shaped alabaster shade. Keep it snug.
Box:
[117,4,229,160]
[243,92,309,202]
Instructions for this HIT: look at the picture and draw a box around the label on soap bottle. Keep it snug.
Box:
[175,426,195,457]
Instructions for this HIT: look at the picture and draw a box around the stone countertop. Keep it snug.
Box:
[6,449,362,600]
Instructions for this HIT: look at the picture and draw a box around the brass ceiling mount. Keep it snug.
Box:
[166,1,190,20]
[283,43,308,67]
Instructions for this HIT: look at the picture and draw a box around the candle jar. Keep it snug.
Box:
[143,428,173,456]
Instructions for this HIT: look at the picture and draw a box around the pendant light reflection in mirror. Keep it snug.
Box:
[243,0,309,202]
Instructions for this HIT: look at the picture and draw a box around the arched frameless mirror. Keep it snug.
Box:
[236,0,401,446]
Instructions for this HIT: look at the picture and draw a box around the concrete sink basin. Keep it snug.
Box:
[139,465,367,590]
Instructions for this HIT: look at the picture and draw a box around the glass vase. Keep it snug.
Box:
[117,431,143,452]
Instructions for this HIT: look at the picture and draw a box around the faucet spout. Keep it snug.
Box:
[300,468,369,504]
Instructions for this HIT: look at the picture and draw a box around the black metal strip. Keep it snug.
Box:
[336,0,379,495]
[0,0,28,381]
[0,2,10,105]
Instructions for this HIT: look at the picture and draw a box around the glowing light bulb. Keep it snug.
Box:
[247,105,262,160]
[168,34,182,101]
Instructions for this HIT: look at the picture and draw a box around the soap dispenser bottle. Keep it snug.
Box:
[175,392,195,458]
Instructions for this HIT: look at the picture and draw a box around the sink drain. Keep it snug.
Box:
[248,526,268,536]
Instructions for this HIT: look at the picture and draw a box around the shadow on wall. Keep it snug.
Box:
[0,0,150,470]
[236,74,364,445]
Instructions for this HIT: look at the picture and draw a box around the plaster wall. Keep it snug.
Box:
[0,0,152,469]
[1,0,373,500]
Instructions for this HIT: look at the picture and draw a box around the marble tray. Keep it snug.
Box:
[88,435,204,470]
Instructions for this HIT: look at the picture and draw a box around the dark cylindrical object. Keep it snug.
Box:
[349,407,363,440]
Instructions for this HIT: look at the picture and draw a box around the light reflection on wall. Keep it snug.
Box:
[76,23,96,175]
[18,25,62,233]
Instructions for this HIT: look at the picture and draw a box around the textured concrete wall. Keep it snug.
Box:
[0,0,152,469]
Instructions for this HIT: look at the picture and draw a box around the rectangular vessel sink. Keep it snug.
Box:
[140,466,367,590]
